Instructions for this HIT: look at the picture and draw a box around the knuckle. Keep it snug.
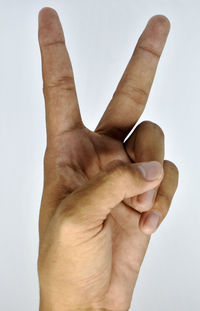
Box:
[113,74,148,107]
[105,160,131,180]
[138,44,161,59]
[164,160,179,177]
[115,163,131,178]
[40,40,65,49]
[43,75,75,92]
[139,121,165,139]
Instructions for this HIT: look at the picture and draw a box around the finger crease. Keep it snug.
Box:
[41,40,65,49]
[139,45,161,59]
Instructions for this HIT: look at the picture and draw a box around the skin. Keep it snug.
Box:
[37,7,179,311]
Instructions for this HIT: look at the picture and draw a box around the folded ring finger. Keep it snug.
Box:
[123,120,164,211]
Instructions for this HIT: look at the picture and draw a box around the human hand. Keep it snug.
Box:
[38,7,178,311]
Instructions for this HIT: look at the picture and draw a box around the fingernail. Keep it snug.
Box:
[141,210,161,234]
[138,161,163,181]
[137,189,156,207]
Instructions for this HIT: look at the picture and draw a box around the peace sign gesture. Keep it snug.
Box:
[38,8,178,310]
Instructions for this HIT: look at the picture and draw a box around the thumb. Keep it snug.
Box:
[59,160,163,226]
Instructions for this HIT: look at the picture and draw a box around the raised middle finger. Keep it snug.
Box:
[96,16,170,141]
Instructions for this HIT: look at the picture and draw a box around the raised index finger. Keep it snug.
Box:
[38,8,83,143]
[95,15,170,141]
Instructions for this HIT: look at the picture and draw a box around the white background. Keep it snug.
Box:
[0,0,199,310]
